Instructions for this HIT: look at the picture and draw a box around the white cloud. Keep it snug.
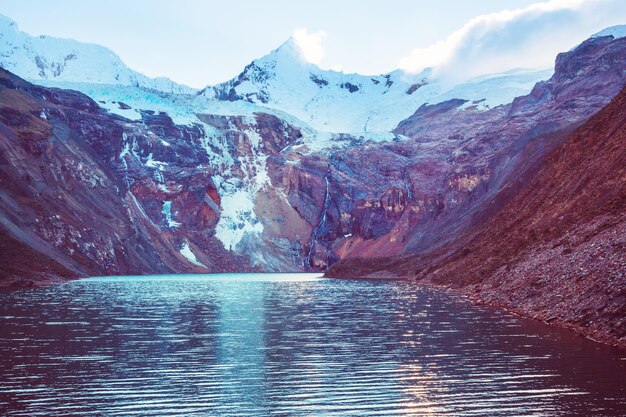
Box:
[399,0,626,82]
[292,28,327,66]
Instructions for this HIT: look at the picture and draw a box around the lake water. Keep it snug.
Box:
[0,274,625,416]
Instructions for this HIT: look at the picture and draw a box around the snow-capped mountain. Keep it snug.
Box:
[200,37,552,133]
[2,26,625,283]
[1,12,624,279]
[0,12,552,134]
[0,14,194,94]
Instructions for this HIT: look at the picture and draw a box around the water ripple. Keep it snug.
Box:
[0,274,625,416]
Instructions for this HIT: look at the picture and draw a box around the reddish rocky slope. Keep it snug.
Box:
[0,69,253,286]
[303,34,626,269]
[326,86,626,347]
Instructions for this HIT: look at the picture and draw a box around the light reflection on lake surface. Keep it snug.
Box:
[0,273,625,416]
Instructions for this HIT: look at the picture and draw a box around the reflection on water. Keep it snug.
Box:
[0,274,625,416]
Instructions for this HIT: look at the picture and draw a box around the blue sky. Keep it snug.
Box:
[1,0,625,87]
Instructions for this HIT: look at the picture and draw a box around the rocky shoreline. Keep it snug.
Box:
[326,87,626,350]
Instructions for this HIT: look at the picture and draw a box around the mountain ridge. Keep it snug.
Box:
[200,36,552,133]
[0,13,555,135]
[0,26,622,276]
[0,14,195,94]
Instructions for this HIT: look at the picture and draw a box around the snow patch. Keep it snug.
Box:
[145,153,168,169]
[215,187,263,251]
[41,82,201,125]
[162,201,181,228]
[180,242,206,267]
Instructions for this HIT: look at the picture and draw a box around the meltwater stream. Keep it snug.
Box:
[0,274,625,416]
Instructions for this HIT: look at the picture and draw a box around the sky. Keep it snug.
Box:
[1,0,626,87]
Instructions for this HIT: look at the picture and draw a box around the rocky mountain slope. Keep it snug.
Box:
[0,68,251,285]
[306,32,626,268]
[0,65,377,282]
[326,84,626,347]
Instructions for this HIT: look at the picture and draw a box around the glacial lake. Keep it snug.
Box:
[0,274,625,416]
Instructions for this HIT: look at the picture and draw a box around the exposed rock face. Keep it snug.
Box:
[326,84,626,348]
[0,65,336,283]
[0,68,252,285]
[197,111,317,270]
[308,34,626,269]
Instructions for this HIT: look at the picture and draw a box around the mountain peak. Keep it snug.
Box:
[275,36,300,54]
[258,36,313,67]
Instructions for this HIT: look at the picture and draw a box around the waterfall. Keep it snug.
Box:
[305,173,331,268]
